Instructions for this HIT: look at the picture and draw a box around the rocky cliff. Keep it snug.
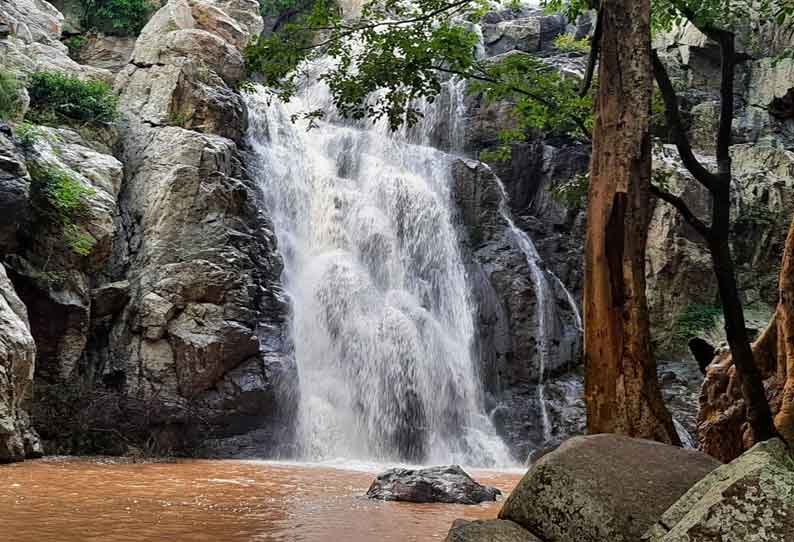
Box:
[0,0,296,458]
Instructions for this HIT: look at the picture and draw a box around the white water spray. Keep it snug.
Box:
[245,78,513,467]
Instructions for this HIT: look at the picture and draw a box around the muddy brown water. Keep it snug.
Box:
[0,458,524,541]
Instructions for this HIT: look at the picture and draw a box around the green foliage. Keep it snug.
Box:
[671,304,723,345]
[28,163,97,257]
[13,122,45,148]
[63,35,87,58]
[0,70,22,121]
[734,202,777,231]
[79,0,156,36]
[260,0,302,17]
[27,71,118,125]
[551,173,589,209]
[246,0,591,142]
[552,33,590,53]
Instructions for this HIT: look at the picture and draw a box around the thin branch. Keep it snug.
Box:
[651,50,719,191]
[579,7,602,97]
[650,183,711,239]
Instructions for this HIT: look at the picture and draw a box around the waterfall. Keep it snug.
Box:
[245,80,514,467]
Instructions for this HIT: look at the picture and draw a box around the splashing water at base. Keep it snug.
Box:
[245,78,513,467]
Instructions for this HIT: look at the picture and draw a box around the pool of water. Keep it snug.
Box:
[0,458,523,541]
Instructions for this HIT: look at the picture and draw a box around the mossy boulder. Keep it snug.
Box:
[644,438,794,542]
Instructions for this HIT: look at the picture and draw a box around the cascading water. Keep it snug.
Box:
[245,77,513,467]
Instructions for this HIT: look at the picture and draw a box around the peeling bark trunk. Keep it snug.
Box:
[700,218,794,459]
[583,0,680,444]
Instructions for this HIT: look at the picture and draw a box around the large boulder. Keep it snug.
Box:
[644,438,794,542]
[0,263,42,462]
[366,465,501,504]
[499,434,722,542]
[445,519,541,542]
[95,0,294,455]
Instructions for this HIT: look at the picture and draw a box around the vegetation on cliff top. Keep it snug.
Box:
[78,0,156,36]
[27,71,118,126]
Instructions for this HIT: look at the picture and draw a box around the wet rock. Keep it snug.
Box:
[366,465,501,504]
[445,519,541,542]
[452,158,583,459]
[0,126,30,253]
[90,281,130,318]
[644,438,794,542]
[499,434,722,542]
[0,263,41,463]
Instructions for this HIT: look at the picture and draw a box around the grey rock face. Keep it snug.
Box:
[0,263,42,462]
[0,125,30,253]
[451,158,583,459]
[75,34,136,73]
[499,434,722,542]
[445,519,541,542]
[644,438,794,542]
[366,465,501,504]
[96,0,295,455]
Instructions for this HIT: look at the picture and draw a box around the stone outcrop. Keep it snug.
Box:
[95,0,295,454]
[498,434,721,542]
[644,438,794,542]
[445,519,542,542]
[0,262,41,462]
[452,157,583,459]
[366,465,501,504]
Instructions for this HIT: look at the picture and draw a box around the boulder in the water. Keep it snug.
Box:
[499,434,722,542]
[366,465,501,504]
[445,519,541,541]
[445,519,540,542]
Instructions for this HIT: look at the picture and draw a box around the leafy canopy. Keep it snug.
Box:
[245,0,592,138]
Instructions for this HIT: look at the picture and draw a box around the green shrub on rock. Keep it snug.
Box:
[79,0,156,36]
[0,70,22,121]
[28,162,97,257]
[27,71,118,125]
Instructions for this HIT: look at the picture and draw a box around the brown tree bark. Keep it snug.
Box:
[699,218,794,459]
[583,0,680,444]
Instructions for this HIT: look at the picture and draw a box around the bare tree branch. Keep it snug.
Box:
[651,50,720,191]
[649,183,711,238]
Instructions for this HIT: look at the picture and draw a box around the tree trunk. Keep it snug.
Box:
[700,218,794,459]
[707,204,777,444]
[583,0,680,444]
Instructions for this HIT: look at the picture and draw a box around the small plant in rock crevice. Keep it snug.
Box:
[14,122,45,148]
[552,173,589,210]
[28,162,97,257]
[552,33,590,54]
[670,303,723,347]
[63,35,88,59]
[0,70,22,121]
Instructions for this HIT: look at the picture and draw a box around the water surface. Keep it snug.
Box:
[0,458,523,541]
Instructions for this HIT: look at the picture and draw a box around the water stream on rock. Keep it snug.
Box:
[246,56,581,465]
[246,77,514,466]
